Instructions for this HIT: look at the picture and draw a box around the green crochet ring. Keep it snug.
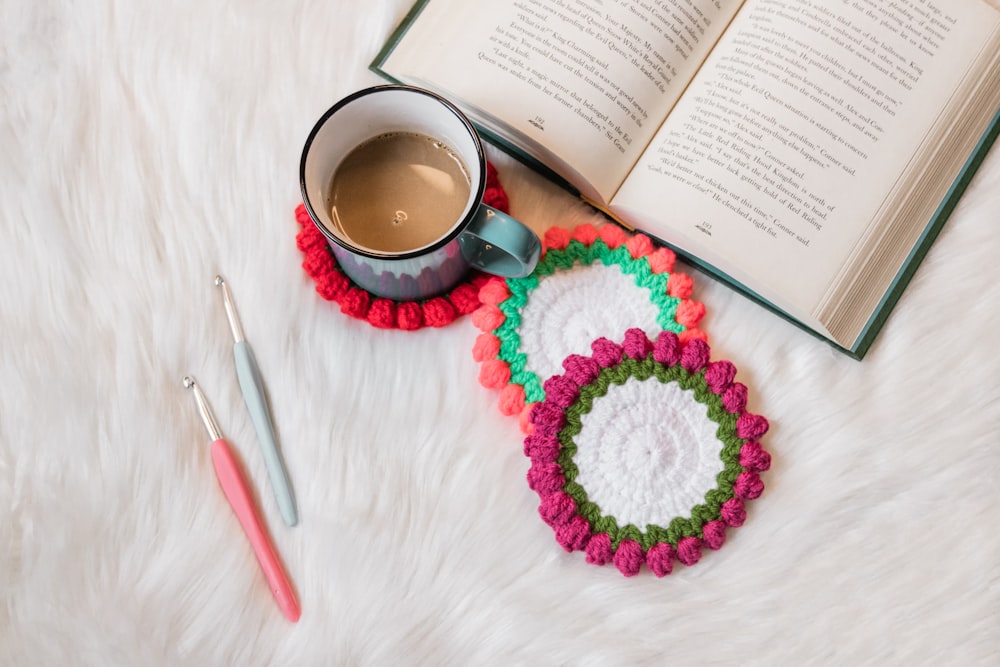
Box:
[471,223,707,432]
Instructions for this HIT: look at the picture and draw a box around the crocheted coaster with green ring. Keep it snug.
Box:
[471,223,707,432]
[525,328,771,577]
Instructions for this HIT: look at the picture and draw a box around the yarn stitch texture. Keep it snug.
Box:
[293,163,510,330]
[471,223,707,431]
[526,328,771,577]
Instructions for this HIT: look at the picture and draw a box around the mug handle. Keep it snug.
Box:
[458,205,541,278]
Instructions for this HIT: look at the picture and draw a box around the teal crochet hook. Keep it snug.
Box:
[216,275,298,527]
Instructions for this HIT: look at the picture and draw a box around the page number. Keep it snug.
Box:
[529,116,545,131]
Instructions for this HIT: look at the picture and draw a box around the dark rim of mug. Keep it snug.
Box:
[299,84,488,261]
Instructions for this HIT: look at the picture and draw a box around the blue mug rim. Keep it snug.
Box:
[298,84,488,262]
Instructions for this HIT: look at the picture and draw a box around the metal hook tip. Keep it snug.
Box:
[214,275,225,287]
[183,376,195,389]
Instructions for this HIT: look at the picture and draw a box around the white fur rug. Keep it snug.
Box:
[3,1,999,664]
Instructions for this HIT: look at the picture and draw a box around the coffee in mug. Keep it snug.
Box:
[327,131,470,254]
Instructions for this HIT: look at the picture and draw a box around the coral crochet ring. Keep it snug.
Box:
[472,223,707,431]
[525,328,771,577]
[293,163,511,330]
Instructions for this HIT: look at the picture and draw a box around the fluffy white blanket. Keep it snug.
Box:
[2,1,998,664]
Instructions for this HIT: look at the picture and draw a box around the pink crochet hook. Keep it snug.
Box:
[183,375,301,623]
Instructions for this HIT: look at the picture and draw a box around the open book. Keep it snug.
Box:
[373,0,1000,358]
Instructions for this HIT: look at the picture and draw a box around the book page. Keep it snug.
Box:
[380,0,743,203]
[612,0,1000,316]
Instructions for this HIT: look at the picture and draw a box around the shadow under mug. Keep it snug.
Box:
[299,85,541,302]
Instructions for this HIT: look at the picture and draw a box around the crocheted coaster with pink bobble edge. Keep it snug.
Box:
[293,162,510,330]
[471,223,707,433]
[526,328,771,577]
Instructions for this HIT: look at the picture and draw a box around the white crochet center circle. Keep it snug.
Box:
[518,263,663,384]
[573,376,723,528]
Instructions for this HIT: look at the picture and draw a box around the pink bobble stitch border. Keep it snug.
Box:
[526,328,771,577]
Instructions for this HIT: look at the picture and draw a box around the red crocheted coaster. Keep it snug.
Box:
[294,162,511,330]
